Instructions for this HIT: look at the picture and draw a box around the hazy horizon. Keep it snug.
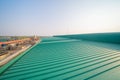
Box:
[0,0,120,36]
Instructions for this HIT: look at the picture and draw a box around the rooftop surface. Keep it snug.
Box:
[0,36,120,80]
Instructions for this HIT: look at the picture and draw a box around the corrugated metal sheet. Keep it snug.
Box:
[0,37,120,80]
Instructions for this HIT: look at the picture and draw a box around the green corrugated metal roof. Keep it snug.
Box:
[0,39,7,42]
[0,37,120,80]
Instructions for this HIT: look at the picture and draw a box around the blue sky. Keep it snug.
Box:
[0,0,120,36]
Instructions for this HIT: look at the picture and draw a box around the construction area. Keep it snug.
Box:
[0,36,39,66]
[0,33,120,80]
